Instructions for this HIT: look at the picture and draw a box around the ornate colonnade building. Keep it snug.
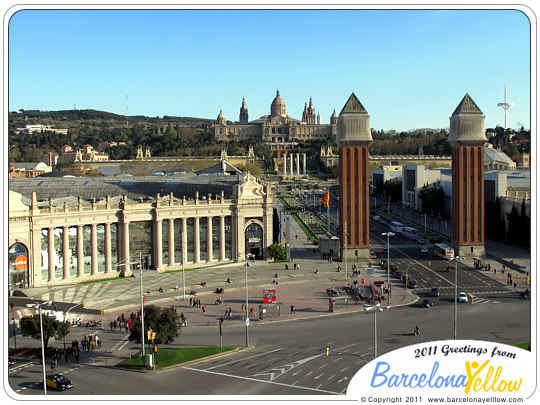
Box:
[8,174,273,289]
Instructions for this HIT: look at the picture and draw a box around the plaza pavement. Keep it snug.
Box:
[9,211,531,367]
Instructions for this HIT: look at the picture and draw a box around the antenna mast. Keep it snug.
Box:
[497,81,515,129]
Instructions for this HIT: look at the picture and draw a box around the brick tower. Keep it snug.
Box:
[336,93,373,260]
[448,94,487,258]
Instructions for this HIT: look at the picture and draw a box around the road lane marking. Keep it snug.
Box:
[182,366,340,394]
[202,347,284,371]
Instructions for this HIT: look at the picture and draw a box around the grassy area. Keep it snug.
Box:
[291,213,319,244]
[81,277,125,284]
[117,346,237,369]
[513,342,531,350]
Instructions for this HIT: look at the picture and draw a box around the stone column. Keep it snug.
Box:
[62,226,69,280]
[104,223,112,274]
[207,216,213,262]
[121,221,131,276]
[91,224,98,276]
[48,227,55,282]
[303,153,307,174]
[296,153,300,176]
[181,218,187,265]
[219,215,226,261]
[154,218,163,270]
[283,153,287,175]
[168,219,175,267]
[77,225,84,278]
[290,154,294,177]
[194,217,200,263]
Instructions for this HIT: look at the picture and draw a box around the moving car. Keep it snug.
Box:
[45,374,73,391]
[431,287,440,297]
[421,299,434,308]
[458,292,468,303]
[418,238,426,244]
[421,246,428,253]
[370,251,378,259]
[407,279,418,289]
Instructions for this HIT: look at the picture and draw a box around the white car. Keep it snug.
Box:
[458,292,468,303]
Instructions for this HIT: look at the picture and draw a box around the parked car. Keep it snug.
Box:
[431,287,440,297]
[418,238,426,244]
[458,292,468,303]
[44,374,73,391]
[421,299,434,308]
[421,246,428,253]
[407,279,418,289]
[390,264,399,274]
[393,271,402,280]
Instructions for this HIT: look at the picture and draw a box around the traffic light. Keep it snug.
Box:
[147,331,151,340]
[152,332,156,340]
[154,344,158,353]
[326,347,330,356]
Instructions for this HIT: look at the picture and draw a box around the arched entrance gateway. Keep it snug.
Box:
[245,223,264,260]
[9,242,29,289]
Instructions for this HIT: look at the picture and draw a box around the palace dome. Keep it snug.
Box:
[270,90,287,117]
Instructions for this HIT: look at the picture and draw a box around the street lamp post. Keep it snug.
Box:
[26,301,52,395]
[63,303,82,349]
[244,252,250,347]
[405,263,414,288]
[382,232,395,304]
[454,256,464,340]
[364,303,387,358]
[344,222,348,281]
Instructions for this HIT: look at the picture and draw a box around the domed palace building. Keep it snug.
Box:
[210,90,338,156]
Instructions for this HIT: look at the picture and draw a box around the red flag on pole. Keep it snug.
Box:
[321,190,330,206]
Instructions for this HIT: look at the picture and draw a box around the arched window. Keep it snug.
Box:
[9,242,29,289]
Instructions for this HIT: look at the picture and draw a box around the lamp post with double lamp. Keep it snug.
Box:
[118,253,145,362]
[382,232,395,304]
[63,303,82,350]
[26,301,52,395]
[243,252,251,347]
[364,303,388,358]
[454,256,465,339]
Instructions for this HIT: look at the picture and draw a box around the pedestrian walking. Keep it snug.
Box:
[202,305,206,314]
[290,305,295,314]
[51,359,56,372]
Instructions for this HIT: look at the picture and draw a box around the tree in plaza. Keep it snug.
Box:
[268,242,287,261]
[19,314,70,350]
[519,199,530,249]
[128,305,181,345]
[506,204,520,246]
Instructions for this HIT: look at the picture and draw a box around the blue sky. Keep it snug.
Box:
[8,8,532,131]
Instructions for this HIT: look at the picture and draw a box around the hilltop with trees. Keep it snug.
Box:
[8,109,530,166]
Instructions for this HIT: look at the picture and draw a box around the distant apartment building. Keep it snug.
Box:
[16,124,69,135]
[483,143,517,170]
[43,144,109,165]
[517,153,530,169]
[8,162,52,178]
